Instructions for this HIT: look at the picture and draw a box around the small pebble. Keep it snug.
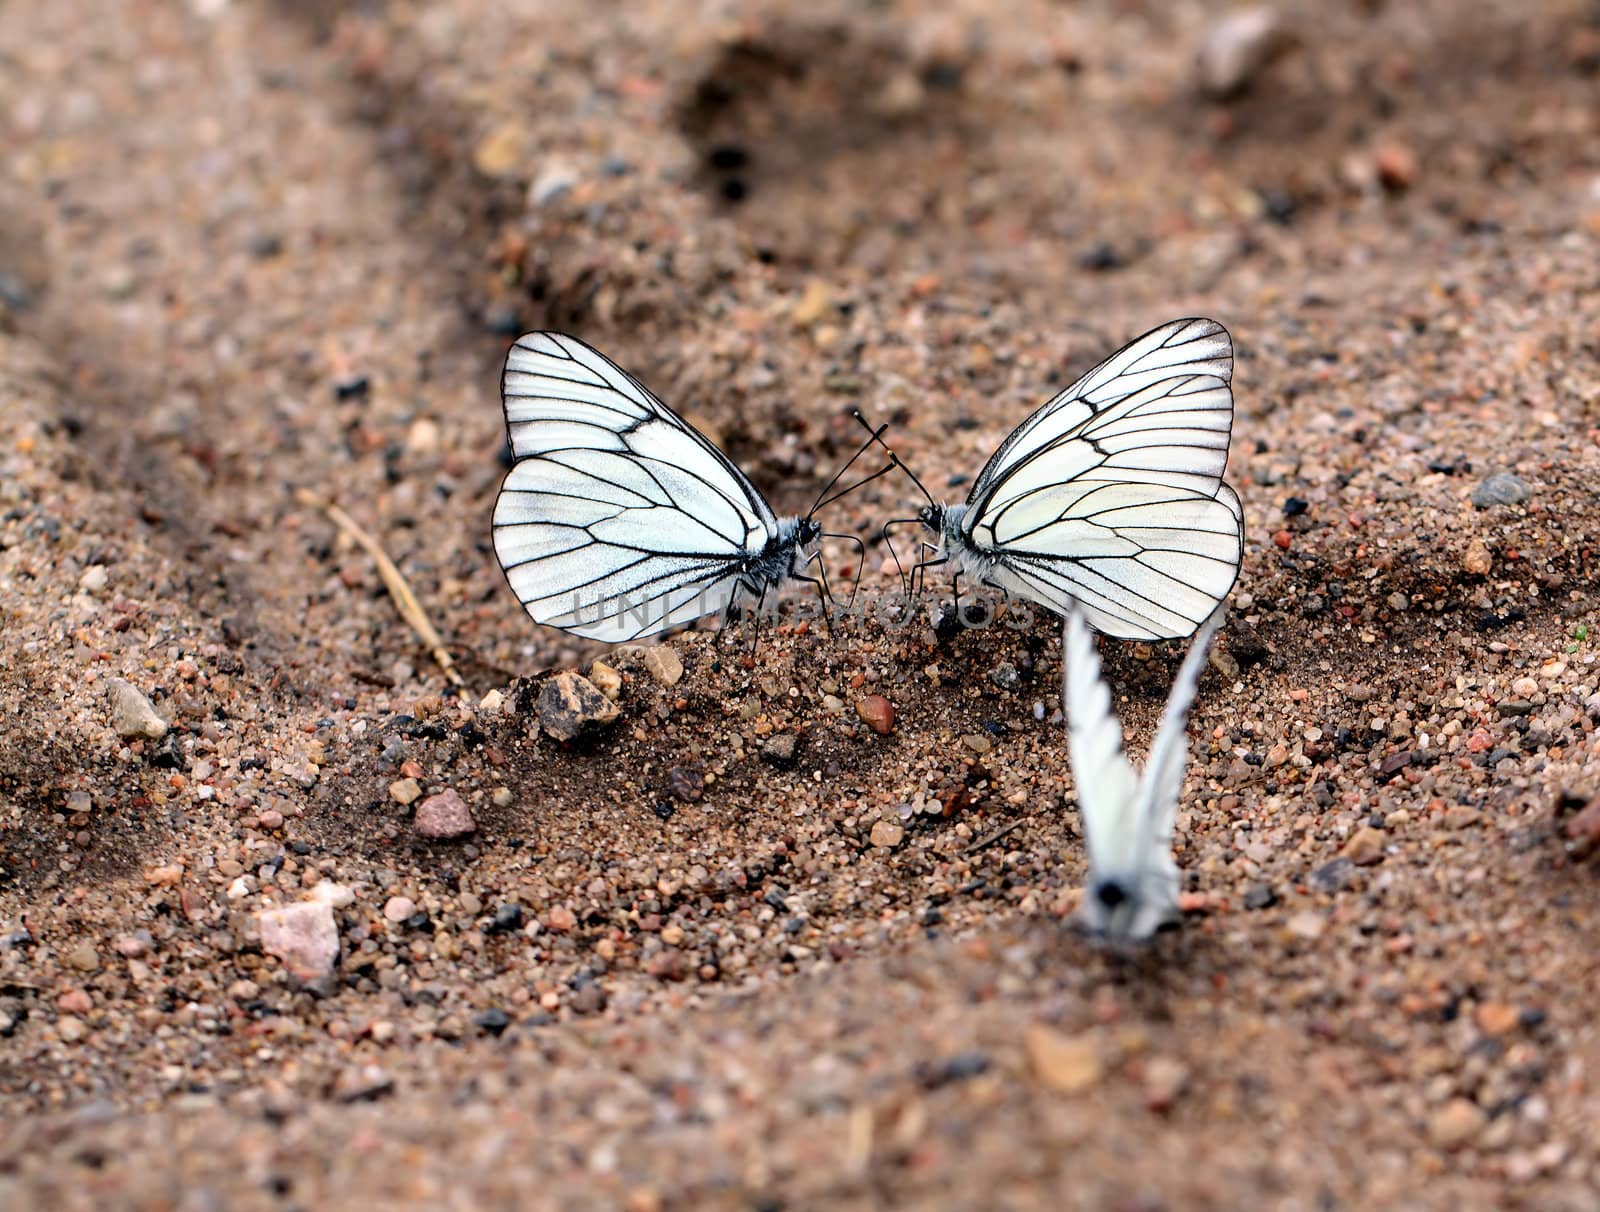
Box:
[869,820,905,848]
[1025,1023,1102,1094]
[107,679,168,741]
[66,943,100,973]
[666,766,705,802]
[414,790,476,839]
[1474,1001,1520,1037]
[1375,143,1418,191]
[1196,6,1297,98]
[639,646,684,687]
[388,778,422,805]
[475,1008,512,1037]
[1428,1098,1486,1150]
[258,901,339,983]
[333,1064,395,1103]
[1342,827,1386,867]
[1462,537,1492,576]
[1471,472,1529,509]
[856,695,895,734]
[383,896,416,923]
[1142,1056,1189,1112]
[311,882,354,909]
[537,671,621,741]
[588,660,622,699]
[760,734,800,768]
[1287,911,1325,940]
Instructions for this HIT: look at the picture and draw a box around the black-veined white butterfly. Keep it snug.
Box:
[493,332,883,643]
[1063,600,1223,944]
[874,318,1243,641]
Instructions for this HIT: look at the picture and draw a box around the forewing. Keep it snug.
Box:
[960,320,1241,640]
[1062,606,1141,876]
[970,318,1233,505]
[1133,604,1224,857]
[493,332,776,641]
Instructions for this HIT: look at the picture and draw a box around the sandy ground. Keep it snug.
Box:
[3,0,1600,1208]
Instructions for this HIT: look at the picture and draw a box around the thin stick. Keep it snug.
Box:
[963,818,1025,855]
[295,489,463,687]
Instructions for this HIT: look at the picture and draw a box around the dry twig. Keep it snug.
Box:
[295,488,463,687]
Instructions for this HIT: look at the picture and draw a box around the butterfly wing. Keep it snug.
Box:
[961,319,1242,640]
[1062,605,1141,879]
[493,333,779,643]
[1133,603,1223,860]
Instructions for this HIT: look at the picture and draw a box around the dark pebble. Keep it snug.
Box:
[667,766,705,802]
[1378,750,1412,778]
[246,232,283,259]
[474,1008,512,1037]
[488,903,523,934]
[707,144,749,171]
[1283,497,1309,517]
[0,271,34,311]
[989,662,1020,691]
[1309,857,1357,893]
[1076,242,1123,272]
[570,984,607,1015]
[919,1050,991,1088]
[1243,885,1278,910]
[1258,188,1296,224]
[483,305,522,336]
[334,374,370,401]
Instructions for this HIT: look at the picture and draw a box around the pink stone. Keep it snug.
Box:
[258,901,339,983]
[414,789,475,839]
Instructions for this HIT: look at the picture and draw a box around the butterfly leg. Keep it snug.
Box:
[792,570,834,637]
[745,580,772,655]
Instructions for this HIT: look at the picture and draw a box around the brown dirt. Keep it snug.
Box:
[3,1,1600,1208]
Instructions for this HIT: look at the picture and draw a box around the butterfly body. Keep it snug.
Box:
[739,516,822,600]
[1063,602,1223,945]
[907,318,1244,641]
[494,333,835,643]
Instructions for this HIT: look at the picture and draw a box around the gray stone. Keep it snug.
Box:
[108,678,168,741]
[1472,472,1529,509]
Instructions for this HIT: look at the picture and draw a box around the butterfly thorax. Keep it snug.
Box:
[744,516,820,588]
[920,502,997,578]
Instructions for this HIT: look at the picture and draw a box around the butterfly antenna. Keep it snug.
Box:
[808,420,891,518]
[852,408,935,508]
[814,458,896,514]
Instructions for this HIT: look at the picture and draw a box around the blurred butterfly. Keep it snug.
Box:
[1063,600,1223,944]
[874,318,1243,641]
[493,333,883,642]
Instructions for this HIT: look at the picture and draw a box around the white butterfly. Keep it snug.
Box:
[1062,601,1223,944]
[895,318,1243,641]
[493,333,875,643]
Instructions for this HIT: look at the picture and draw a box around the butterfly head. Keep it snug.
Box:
[794,516,823,552]
[1079,873,1180,946]
[916,503,944,533]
